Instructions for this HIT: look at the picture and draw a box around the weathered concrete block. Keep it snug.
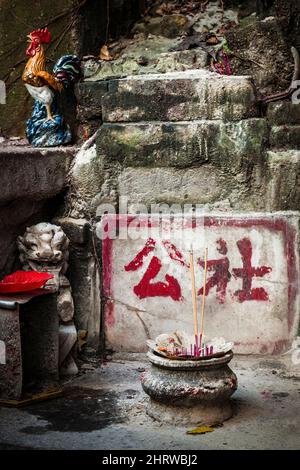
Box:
[21,295,59,392]
[102,213,300,355]
[117,163,266,211]
[0,308,22,400]
[266,151,300,211]
[76,81,109,120]
[97,119,268,170]
[0,145,76,203]
[102,70,258,122]
[269,125,300,149]
[54,217,90,245]
[267,101,300,126]
[118,167,229,207]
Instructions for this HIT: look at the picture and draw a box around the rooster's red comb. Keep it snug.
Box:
[29,28,51,44]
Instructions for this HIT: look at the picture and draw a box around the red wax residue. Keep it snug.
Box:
[216,237,228,255]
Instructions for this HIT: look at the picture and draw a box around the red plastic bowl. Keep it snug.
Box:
[0,270,54,294]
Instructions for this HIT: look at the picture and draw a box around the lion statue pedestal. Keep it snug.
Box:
[17,222,78,377]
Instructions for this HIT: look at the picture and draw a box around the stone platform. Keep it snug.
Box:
[0,290,59,401]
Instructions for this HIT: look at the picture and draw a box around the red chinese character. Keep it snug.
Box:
[124,238,156,272]
[133,256,182,301]
[124,238,183,301]
[232,238,272,302]
[198,239,231,304]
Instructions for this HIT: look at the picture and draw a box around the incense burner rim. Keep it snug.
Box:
[147,349,233,370]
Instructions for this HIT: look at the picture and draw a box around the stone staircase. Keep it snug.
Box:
[65,69,300,348]
[73,69,300,215]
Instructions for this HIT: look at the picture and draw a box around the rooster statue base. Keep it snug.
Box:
[26,96,72,147]
[22,28,80,147]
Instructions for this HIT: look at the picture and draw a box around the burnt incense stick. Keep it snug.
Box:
[200,247,208,346]
[189,248,198,349]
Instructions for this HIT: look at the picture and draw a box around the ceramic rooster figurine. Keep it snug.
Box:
[22,28,80,146]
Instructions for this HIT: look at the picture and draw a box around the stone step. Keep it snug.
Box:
[101,70,259,123]
[76,81,109,121]
[269,125,300,149]
[96,119,268,170]
[82,48,208,83]
[267,101,300,126]
[116,166,244,210]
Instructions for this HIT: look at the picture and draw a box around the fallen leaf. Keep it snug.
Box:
[99,45,113,61]
[78,329,88,350]
[186,425,214,435]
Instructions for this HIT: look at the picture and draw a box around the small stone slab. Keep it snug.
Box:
[76,81,109,120]
[267,101,300,126]
[269,125,300,149]
[265,151,300,212]
[21,294,59,393]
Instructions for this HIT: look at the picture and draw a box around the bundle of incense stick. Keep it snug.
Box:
[163,246,213,360]
[170,344,214,359]
[187,246,209,358]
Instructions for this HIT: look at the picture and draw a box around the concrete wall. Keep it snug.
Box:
[102,213,300,355]
[0,0,141,137]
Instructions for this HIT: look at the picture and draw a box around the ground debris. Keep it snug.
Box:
[145,0,212,18]
[99,45,114,61]
[186,425,215,435]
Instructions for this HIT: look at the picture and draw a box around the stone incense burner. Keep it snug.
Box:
[141,350,237,426]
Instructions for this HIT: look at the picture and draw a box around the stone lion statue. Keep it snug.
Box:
[18,222,69,274]
[17,222,78,376]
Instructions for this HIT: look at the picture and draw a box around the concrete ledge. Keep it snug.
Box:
[0,145,77,202]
